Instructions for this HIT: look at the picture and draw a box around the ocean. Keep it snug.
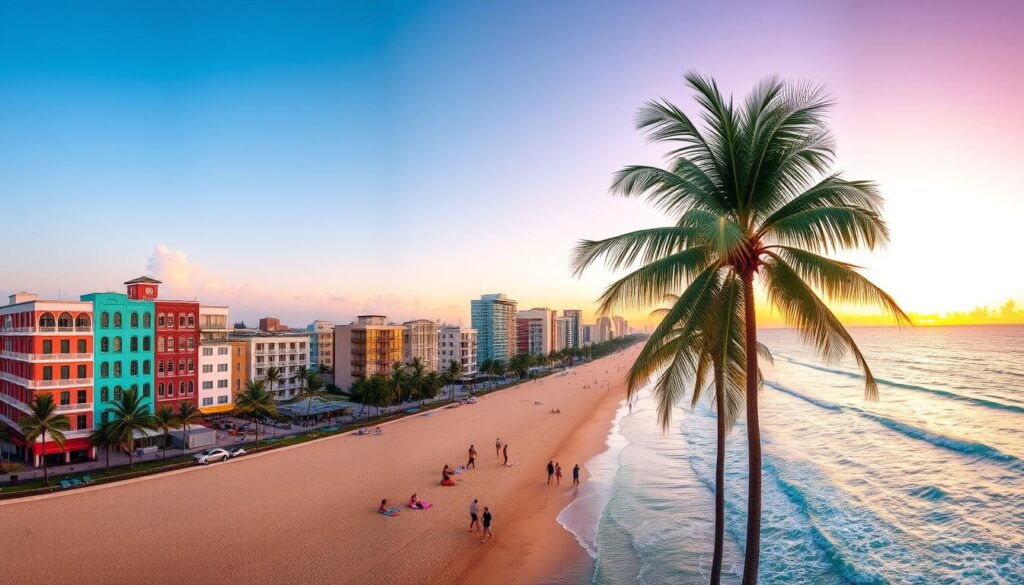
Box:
[556,325,1024,584]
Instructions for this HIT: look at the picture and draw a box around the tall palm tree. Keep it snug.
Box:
[573,73,908,583]
[388,362,407,404]
[89,420,117,473]
[296,370,327,421]
[446,360,463,403]
[295,365,308,393]
[421,371,443,403]
[176,401,202,452]
[264,366,281,399]
[407,358,425,403]
[153,406,179,459]
[107,388,158,470]
[18,393,71,485]
[234,380,278,447]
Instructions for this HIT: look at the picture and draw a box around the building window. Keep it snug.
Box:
[59,365,70,379]
[60,339,70,353]
[113,362,122,377]
[158,383,164,397]
[101,387,109,402]
[157,337,165,352]
[77,339,87,353]
[202,347,213,356]
[131,313,139,328]
[143,336,151,351]
[202,397,213,406]
[41,366,53,380]
[158,314,165,328]
[217,379,228,388]
[130,360,138,376]
[158,361,164,374]
[130,337,138,352]
[202,381,213,390]
[42,340,53,354]
[188,315,195,328]
[179,314,185,327]
[77,389,87,403]
[179,381,186,395]
[75,314,91,329]
[235,379,240,391]
[143,360,150,375]
[76,414,87,430]
[100,363,109,378]
[202,364,213,373]
[100,337,109,353]
[143,313,151,328]
[142,383,150,397]
[218,395,229,404]
[178,359,185,373]
[60,391,70,405]
[217,363,228,372]
[187,337,194,350]
[188,381,194,394]
[113,313,122,328]
[167,383,174,397]
[99,312,109,328]
[114,386,123,401]
[217,347,228,355]
[77,364,86,378]
[187,359,194,372]
[112,337,122,353]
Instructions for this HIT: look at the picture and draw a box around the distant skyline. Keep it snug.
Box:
[2,1,1022,327]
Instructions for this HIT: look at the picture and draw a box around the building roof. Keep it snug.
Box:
[123,276,162,285]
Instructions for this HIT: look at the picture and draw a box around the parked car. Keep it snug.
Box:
[229,447,246,458]
[192,448,230,465]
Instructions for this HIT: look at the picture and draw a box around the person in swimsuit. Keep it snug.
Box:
[502,443,509,466]
[555,463,562,485]
[468,444,477,468]
[495,438,501,458]
[469,498,480,532]
[547,460,555,485]
[480,507,493,543]
[410,494,425,509]
[573,464,580,486]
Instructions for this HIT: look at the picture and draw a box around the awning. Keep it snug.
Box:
[199,403,236,415]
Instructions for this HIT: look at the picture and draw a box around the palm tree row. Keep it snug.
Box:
[574,73,907,584]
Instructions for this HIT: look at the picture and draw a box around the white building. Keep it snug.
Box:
[234,333,310,400]
[403,319,438,372]
[438,324,477,376]
[198,340,232,413]
[554,316,573,351]
[562,309,583,349]
[516,308,556,356]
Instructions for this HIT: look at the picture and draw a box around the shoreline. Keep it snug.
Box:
[1,346,640,585]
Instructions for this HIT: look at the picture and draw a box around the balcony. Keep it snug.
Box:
[0,326,93,335]
[56,402,93,413]
[0,351,92,362]
[0,372,93,389]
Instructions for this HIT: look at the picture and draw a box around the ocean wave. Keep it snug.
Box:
[765,382,1023,469]
[778,356,1024,414]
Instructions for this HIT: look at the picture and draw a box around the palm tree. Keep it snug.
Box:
[0,423,11,473]
[107,388,158,470]
[264,366,281,399]
[153,406,179,459]
[176,401,202,452]
[18,393,71,485]
[406,358,426,404]
[420,371,442,403]
[295,365,308,393]
[234,380,278,447]
[446,360,463,403]
[89,420,117,473]
[296,370,327,421]
[572,73,908,583]
[388,362,407,405]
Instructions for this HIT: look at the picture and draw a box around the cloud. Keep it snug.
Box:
[144,245,467,326]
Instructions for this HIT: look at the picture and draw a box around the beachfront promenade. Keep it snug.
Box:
[1,347,639,585]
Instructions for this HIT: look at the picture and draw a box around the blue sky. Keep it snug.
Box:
[2,1,1022,326]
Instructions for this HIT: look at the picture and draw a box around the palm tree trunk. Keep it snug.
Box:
[41,431,48,486]
[105,447,111,472]
[711,378,726,585]
[741,272,762,585]
[254,416,260,447]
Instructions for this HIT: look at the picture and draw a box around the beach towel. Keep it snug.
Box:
[453,466,468,474]
[441,479,456,486]
[379,508,400,517]
[407,501,433,510]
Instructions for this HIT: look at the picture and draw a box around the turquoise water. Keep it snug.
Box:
[557,326,1024,584]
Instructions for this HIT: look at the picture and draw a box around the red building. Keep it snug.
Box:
[0,293,96,466]
[127,278,201,412]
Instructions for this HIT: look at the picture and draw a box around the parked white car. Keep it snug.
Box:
[229,447,246,458]
[193,448,230,465]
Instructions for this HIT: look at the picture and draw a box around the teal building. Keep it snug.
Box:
[81,292,156,423]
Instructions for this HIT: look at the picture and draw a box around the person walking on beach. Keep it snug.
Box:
[555,463,563,485]
[469,498,480,532]
[480,507,493,543]
[547,460,555,485]
[573,464,580,487]
[467,444,477,468]
[495,438,502,458]
[503,443,509,466]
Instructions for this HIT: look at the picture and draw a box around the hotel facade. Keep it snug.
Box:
[333,316,404,389]
[403,319,438,372]
[471,294,517,367]
[437,324,477,376]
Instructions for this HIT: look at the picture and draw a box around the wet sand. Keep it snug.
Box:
[0,346,638,585]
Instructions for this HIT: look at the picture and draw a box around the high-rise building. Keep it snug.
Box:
[612,316,627,338]
[581,324,594,346]
[515,308,555,356]
[333,315,405,389]
[231,332,310,400]
[403,319,438,372]
[437,324,477,376]
[471,294,517,367]
[562,309,583,348]
[0,293,97,466]
[594,316,614,343]
[554,316,573,351]
[306,320,335,378]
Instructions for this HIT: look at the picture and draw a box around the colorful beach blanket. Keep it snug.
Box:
[407,501,432,510]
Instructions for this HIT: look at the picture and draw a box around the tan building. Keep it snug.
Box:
[403,319,438,372]
[334,315,405,389]
[229,339,249,398]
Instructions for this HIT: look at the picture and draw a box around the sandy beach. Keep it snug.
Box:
[1,346,639,585]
